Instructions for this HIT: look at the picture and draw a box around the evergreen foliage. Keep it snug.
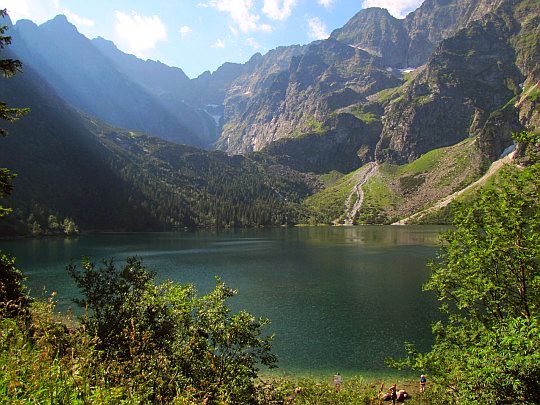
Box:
[0,251,30,317]
[0,10,28,218]
[0,10,31,318]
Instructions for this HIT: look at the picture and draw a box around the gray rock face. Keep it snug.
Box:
[376,0,538,164]
[216,39,399,154]
[211,0,520,163]
[258,112,382,174]
[330,8,408,67]
[330,0,502,68]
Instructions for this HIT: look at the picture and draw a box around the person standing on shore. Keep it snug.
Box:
[420,374,427,393]
[332,373,342,392]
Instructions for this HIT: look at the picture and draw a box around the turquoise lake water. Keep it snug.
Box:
[0,226,445,377]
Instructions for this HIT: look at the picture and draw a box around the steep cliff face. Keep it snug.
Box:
[377,9,523,163]
[257,112,382,174]
[403,0,505,66]
[210,0,521,165]
[216,39,399,153]
[330,8,408,67]
[329,0,502,68]
[375,0,538,164]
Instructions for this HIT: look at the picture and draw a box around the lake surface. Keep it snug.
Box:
[0,226,445,377]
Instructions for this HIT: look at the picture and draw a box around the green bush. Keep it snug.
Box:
[68,257,277,403]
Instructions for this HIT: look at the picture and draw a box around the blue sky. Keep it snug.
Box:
[4,0,424,78]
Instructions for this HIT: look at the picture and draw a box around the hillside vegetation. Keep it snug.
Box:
[306,138,485,224]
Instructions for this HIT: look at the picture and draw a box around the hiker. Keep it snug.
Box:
[332,372,342,392]
[389,383,398,404]
[420,374,427,393]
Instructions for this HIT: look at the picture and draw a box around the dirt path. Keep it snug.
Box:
[334,162,378,225]
[393,152,516,225]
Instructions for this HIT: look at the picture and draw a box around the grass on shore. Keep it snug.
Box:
[1,299,448,404]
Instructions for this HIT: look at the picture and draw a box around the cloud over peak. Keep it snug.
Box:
[307,16,328,40]
[361,0,423,18]
[262,0,298,21]
[115,11,168,58]
[207,0,271,33]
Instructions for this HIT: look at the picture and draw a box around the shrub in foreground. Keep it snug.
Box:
[68,257,277,403]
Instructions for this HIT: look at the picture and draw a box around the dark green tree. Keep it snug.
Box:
[0,9,30,316]
[0,251,30,317]
[393,163,540,403]
[0,9,28,217]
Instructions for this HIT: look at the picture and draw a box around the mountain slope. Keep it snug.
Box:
[10,16,204,147]
[0,50,161,231]
[208,0,536,170]
[332,0,506,68]
[215,38,399,154]
[376,0,538,164]
[305,138,485,224]
[92,37,218,146]
[0,50,319,235]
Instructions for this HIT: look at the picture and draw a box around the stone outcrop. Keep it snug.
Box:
[377,7,524,163]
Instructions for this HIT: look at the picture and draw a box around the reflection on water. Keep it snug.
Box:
[0,226,446,376]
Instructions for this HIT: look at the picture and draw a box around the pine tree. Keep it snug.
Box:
[0,9,30,316]
[0,9,28,218]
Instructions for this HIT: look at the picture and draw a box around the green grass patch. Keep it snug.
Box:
[396,149,446,176]
[348,105,379,123]
[529,88,539,102]
[372,86,402,104]
[319,171,345,186]
[306,116,325,134]
[304,165,369,223]
[361,173,402,217]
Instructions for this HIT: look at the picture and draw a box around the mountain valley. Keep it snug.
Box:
[0,0,538,234]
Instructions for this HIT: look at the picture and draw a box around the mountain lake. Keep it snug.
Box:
[0,226,446,378]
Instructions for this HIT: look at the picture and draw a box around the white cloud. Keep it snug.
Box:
[318,0,335,8]
[3,0,95,36]
[212,38,225,48]
[262,0,297,21]
[246,37,260,49]
[307,17,328,40]
[3,0,50,23]
[180,25,192,38]
[361,0,423,18]
[212,39,225,49]
[63,10,94,27]
[114,11,168,58]
[3,0,31,21]
[207,0,271,33]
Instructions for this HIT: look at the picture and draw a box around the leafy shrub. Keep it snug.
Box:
[69,257,277,403]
